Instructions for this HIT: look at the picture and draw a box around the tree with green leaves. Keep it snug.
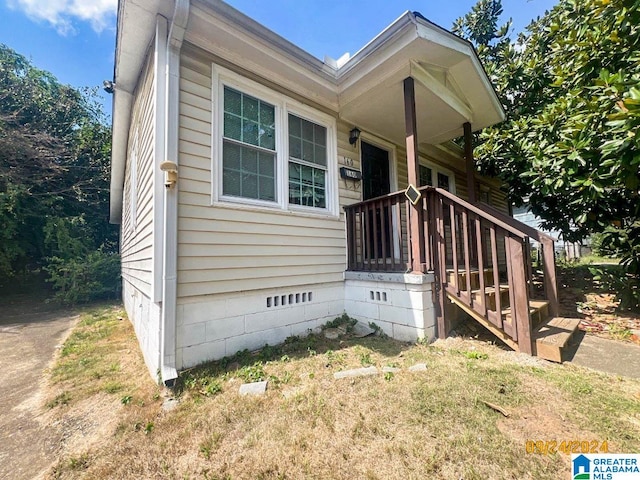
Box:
[0,44,119,302]
[455,0,640,308]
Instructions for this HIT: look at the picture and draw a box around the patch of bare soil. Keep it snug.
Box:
[41,393,122,459]
[557,267,640,345]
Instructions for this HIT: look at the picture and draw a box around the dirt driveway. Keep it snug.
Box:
[0,294,77,480]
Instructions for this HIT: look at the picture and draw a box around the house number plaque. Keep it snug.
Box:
[340,167,362,181]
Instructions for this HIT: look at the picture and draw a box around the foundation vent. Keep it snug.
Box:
[266,291,314,308]
[369,290,388,302]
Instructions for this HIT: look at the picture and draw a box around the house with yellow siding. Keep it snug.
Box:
[110,0,575,384]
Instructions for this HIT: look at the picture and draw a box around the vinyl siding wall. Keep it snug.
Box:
[121,49,161,377]
[176,48,348,301]
[173,44,508,368]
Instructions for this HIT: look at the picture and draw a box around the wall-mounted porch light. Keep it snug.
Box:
[349,127,361,146]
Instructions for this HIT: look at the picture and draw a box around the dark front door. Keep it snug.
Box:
[361,142,392,260]
[362,141,390,200]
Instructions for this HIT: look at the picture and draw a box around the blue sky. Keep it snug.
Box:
[0,0,558,121]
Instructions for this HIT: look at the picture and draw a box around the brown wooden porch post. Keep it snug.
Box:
[464,122,476,203]
[403,77,424,273]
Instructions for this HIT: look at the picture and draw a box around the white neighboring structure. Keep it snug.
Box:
[109,0,507,384]
[512,203,583,259]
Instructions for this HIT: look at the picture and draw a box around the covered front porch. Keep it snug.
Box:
[337,17,576,359]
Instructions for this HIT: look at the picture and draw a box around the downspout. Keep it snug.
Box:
[160,0,190,387]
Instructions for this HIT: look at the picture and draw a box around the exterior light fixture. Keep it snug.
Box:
[349,127,361,145]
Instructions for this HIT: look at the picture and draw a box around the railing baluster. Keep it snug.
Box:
[449,202,459,294]
[461,209,472,302]
[490,225,502,329]
[542,238,559,317]
[346,208,355,270]
[474,215,487,317]
[506,235,533,355]
[395,198,402,270]
[434,193,448,338]
[422,195,431,272]
[380,198,388,270]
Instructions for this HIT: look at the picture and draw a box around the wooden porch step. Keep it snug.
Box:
[502,300,550,327]
[534,317,581,363]
[471,285,510,311]
[446,268,495,290]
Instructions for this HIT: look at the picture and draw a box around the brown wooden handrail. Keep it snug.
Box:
[419,186,528,239]
[478,202,556,244]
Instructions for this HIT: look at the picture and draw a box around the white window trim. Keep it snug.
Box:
[418,157,456,194]
[211,64,339,217]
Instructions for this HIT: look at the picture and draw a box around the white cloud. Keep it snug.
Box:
[7,0,117,35]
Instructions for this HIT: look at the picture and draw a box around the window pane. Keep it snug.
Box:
[261,176,275,201]
[289,114,301,138]
[224,142,241,170]
[223,140,276,201]
[244,174,258,199]
[314,145,326,166]
[224,113,242,141]
[437,172,450,191]
[242,148,258,174]
[224,87,242,116]
[243,120,259,145]
[222,169,241,197]
[260,126,275,150]
[289,137,302,159]
[289,162,326,208]
[302,140,314,163]
[419,165,432,187]
[314,124,326,146]
[260,103,275,127]
[258,151,275,177]
[289,162,301,181]
[243,95,259,122]
[301,119,314,142]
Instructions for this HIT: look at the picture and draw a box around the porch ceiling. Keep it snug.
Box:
[338,25,505,146]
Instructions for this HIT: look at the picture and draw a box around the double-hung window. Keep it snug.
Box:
[288,114,327,209]
[214,64,336,215]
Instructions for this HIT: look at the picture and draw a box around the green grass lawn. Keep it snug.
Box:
[46,306,640,480]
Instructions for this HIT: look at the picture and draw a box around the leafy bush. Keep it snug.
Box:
[45,250,121,305]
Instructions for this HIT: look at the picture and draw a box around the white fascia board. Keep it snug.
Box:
[196,0,332,75]
[109,89,133,224]
[413,17,506,124]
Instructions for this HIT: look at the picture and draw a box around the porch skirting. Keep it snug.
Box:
[344,271,437,343]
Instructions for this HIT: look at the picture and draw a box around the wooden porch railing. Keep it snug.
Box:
[344,186,559,355]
